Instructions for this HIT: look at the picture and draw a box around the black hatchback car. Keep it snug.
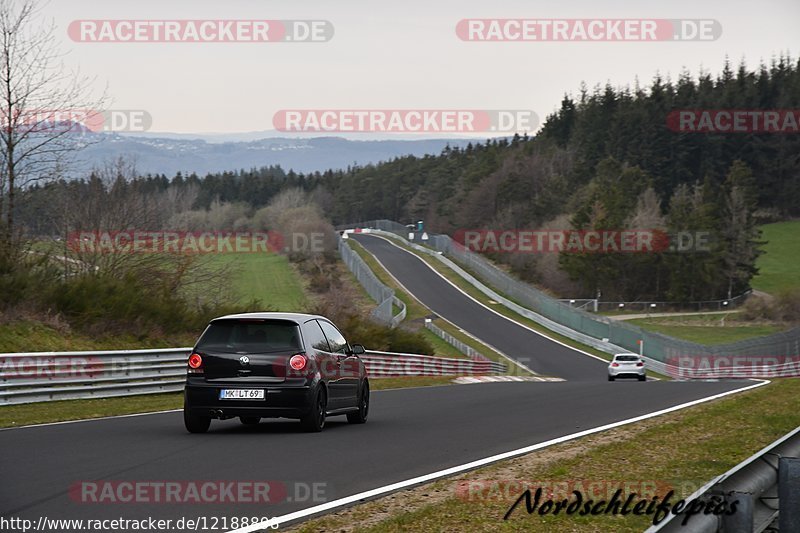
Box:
[183,312,369,433]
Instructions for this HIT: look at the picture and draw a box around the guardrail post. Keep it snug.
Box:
[721,491,752,533]
[779,457,800,532]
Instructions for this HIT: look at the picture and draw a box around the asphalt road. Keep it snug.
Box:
[351,234,607,380]
[1,380,750,531]
[0,234,757,532]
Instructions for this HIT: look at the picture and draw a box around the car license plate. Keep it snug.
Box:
[219,389,265,400]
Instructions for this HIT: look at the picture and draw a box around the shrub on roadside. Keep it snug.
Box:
[0,243,257,340]
[309,294,434,355]
[740,289,800,323]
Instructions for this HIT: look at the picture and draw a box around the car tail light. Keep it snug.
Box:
[611,363,619,367]
[637,362,644,367]
[289,354,307,371]
[188,353,204,374]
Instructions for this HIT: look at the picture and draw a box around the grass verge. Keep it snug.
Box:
[369,376,455,391]
[0,392,184,428]
[627,314,783,344]
[753,220,800,294]
[290,378,800,532]
[0,320,195,353]
[1,253,308,354]
[207,253,308,310]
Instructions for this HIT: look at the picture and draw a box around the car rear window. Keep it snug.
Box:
[615,355,640,362]
[196,320,301,353]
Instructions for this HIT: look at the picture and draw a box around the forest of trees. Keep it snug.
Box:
[17,56,800,302]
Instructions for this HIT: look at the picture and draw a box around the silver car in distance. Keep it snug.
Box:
[608,353,646,381]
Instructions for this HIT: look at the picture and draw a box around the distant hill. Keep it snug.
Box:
[74,133,472,175]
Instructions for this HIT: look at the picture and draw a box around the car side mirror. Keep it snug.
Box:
[350,344,365,355]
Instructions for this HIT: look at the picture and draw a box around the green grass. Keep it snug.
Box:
[419,329,468,359]
[293,379,800,532]
[207,253,308,310]
[0,321,195,353]
[753,220,800,294]
[627,314,784,345]
[369,376,455,390]
[0,377,456,428]
[33,240,309,310]
[0,253,308,354]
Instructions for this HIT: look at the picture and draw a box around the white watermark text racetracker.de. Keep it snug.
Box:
[273,109,538,133]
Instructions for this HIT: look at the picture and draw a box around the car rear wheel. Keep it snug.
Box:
[240,416,261,425]
[638,375,647,381]
[347,382,369,424]
[184,398,211,434]
[608,375,615,381]
[300,387,326,432]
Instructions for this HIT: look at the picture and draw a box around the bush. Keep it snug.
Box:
[329,311,434,355]
[24,267,257,339]
[0,245,60,311]
[47,273,196,334]
[309,293,434,355]
[774,289,800,323]
[740,289,800,323]
[740,296,773,321]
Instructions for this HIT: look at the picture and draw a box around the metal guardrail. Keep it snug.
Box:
[559,291,752,314]
[424,320,489,361]
[363,349,505,376]
[646,426,800,532]
[0,347,505,405]
[369,229,800,378]
[338,233,406,327]
[360,228,654,361]
[0,348,189,405]
[391,295,407,327]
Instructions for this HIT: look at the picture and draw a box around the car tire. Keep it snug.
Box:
[184,399,211,434]
[347,382,369,424]
[300,387,326,432]
[240,416,261,425]
[638,375,647,381]
[608,375,615,381]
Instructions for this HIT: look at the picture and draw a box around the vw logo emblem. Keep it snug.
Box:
[239,355,250,365]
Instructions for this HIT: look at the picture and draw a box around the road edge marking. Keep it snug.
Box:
[352,238,534,376]
[227,379,769,532]
[363,234,609,365]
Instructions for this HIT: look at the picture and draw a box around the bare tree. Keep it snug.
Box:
[0,0,104,239]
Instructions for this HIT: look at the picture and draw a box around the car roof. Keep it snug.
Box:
[613,353,641,358]
[211,312,328,324]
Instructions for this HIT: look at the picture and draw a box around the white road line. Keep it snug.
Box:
[227,379,769,532]
[355,239,534,376]
[0,387,459,431]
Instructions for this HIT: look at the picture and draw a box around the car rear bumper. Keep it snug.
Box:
[608,368,646,377]
[184,378,316,419]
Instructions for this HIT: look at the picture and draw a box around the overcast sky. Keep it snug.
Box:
[43,0,800,137]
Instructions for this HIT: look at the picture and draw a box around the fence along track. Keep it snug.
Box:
[0,348,505,405]
[342,221,800,376]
